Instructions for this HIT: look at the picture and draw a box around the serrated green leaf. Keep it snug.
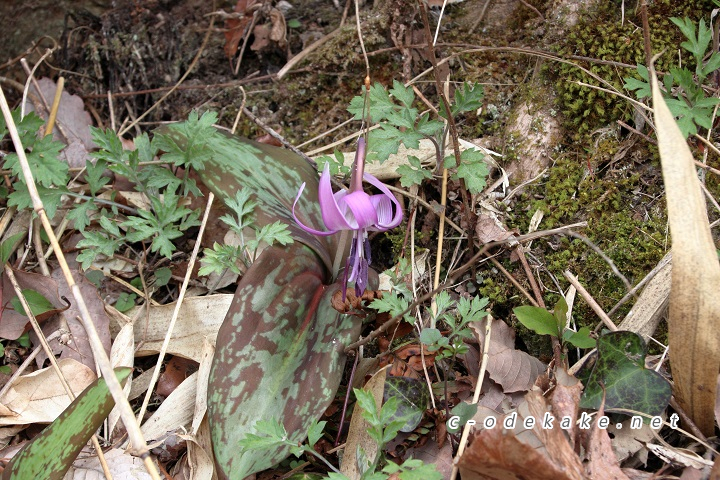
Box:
[397,156,433,188]
[514,305,560,337]
[451,148,488,195]
[67,200,96,232]
[1,368,131,480]
[580,331,671,416]
[389,80,415,108]
[307,420,326,448]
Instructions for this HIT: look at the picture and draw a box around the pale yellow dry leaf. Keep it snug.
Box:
[108,322,135,439]
[125,295,232,363]
[652,70,720,435]
[0,358,96,426]
[64,448,153,480]
[191,338,215,435]
[340,367,388,479]
[177,416,216,480]
[141,372,197,443]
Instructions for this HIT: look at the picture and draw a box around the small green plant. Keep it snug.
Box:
[340,80,488,194]
[199,189,294,276]
[624,15,720,137]
[368,258,415,324]
[419,292,490,360]
[513,297,596,349]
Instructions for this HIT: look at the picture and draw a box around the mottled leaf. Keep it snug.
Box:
[1,367,131,480]
[580,331,671,416]
[383,377,429,433]
[157,127,341,271]
[208,242,360,480]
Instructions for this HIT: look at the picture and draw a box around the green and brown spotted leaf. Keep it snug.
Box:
[207,242,361,480]
[580,331,671,417]
[1,368,132,480]
[156,126,341,271]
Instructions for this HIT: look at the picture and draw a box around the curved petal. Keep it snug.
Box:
[292,182,339,237]
[343,191,378,229]
[318,163,354,231]
[363,173,403,229]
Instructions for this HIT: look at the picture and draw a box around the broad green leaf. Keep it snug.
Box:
[563,326,596,348]
[383,376,429,433]
[10,290,55,318]
[553,296,568,332]
[0,232,24,264]
[208,242,361,479]
[448,402,478,434]
[1,368,131,480]
[580,331,670,416]
[513,305,559,337]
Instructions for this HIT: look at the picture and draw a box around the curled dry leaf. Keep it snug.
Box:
[122,294,232,363]
[0,358,95,426]
[157,356,199,399]
[141,372,197,443]
[586,403,630,479]
[470,317,545,394]
[551,368,582,447]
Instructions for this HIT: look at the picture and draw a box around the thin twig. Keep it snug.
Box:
[450,315,493,480]
[137,193,214,422]
[0,86,160,479]
[563,270,618,331]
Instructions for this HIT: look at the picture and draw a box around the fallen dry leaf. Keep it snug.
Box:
[475,213,514,244]
[108,322,135,439]
[124,295,231,363]
[0,358,95,426]
[25,77,96,151]
[653,70,720,435]
[223,0,258,59]
[551,368,582,447]
[471,317,545,393]
[341,367,387,479]
[0,267,69,340]
[141,372,198,443]
[65,448,153,479]
[586,403,629,479]
[36,267,112,370]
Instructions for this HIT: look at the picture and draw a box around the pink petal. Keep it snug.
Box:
[342,191,378,229]
[363,173,403,230]
[318,163,354,231]
[292,182,339,237]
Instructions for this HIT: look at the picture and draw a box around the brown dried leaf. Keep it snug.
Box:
[458,426,581,480]
[653,71,720,435]
[586,403,629,479]
[551,368,582,447]
[471,318,545,393]
[250,24,271,52]
[157,356,199,399]
[475,213,513,244]
[26,78,96,150]
[35,267,111,370]
[223,0,257,59]
[0,267,69,340]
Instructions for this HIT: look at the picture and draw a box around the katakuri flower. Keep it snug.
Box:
[292,138,403,298]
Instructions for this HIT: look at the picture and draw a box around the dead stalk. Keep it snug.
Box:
[450,315,493,480]
[563,270,618,331]
[0,86,161,480]
[137,192,215,422]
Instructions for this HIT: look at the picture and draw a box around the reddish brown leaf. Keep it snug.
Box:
[585,402,630,479]
[157,356,200,398]
[223,0,257,59]
[551,368,582,447]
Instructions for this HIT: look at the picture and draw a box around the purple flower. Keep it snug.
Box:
[293,138,403,298]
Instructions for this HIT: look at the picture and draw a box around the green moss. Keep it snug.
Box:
[552,0,717,138]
